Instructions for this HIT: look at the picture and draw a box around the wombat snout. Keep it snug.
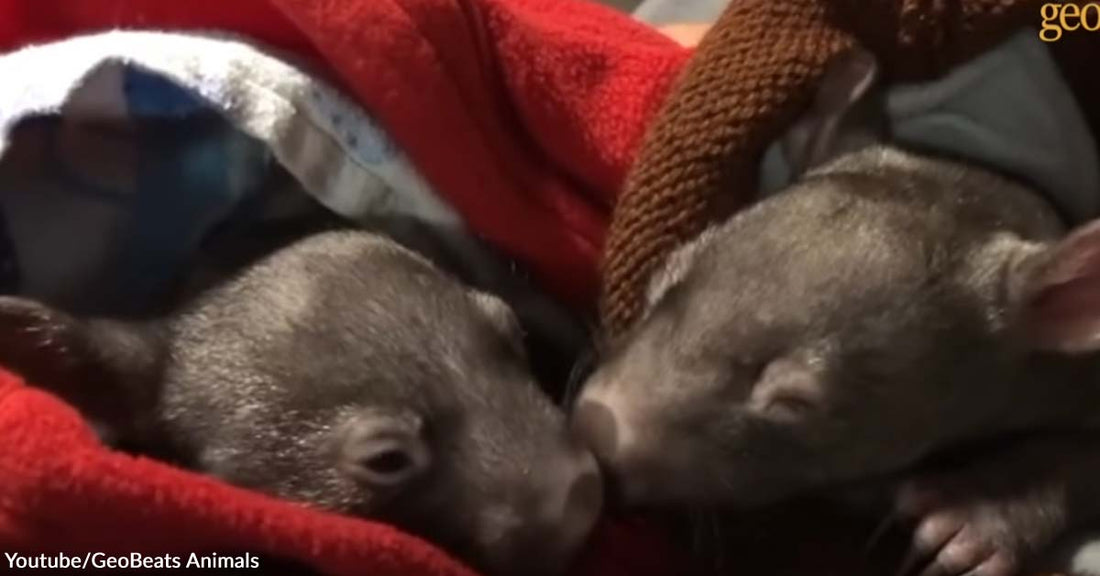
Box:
[551,451,604,559]
[499,446,605,576]
[572,401,620,466]
[571,380,671,509]
[571,398,645,508]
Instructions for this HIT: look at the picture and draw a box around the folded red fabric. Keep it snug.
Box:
[0,0,691,574]
[0,0,689,311]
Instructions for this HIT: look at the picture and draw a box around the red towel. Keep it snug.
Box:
[0,0,691,574]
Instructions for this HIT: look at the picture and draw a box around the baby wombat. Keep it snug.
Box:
[574,49,1100,576]
[0,230,602,576]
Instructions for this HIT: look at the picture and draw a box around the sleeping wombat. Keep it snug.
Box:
[574,49,1100,576]
[0,229,602,576]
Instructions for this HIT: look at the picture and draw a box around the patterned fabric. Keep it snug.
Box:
[0,30,463,314]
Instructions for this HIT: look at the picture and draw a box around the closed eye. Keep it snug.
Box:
[721,357,769,400]
[747,356,823,422]
[762,393,816,421]
[735,358,768,382]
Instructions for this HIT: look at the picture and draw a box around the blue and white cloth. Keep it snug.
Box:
[0,30,463,314]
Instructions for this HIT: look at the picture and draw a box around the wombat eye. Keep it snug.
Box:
[748,357,822,422]
[733,357,768,382]
[340,416,432,489]
[363,449,413,476]
[763,395,815,422]
[347,438,431,488]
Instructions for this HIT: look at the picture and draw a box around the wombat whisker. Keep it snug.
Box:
[863,509,900,558]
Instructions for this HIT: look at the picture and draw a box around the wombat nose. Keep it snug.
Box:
[557,452,603,549]
[565,452,603,521]
[517,449,603,576]
[571,400,619,462]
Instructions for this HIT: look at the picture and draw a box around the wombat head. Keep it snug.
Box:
[0,230,602,576]
[574,50,1100,510]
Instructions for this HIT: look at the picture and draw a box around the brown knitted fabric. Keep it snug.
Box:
[600,0,1066,334]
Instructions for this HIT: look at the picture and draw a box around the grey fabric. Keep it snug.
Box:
[625,1,1099,225]
[632,0,730,25]
[760,30,1100,226]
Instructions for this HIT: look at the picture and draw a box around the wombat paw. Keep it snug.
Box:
[893,476,1067,576]
[898,501,1020,576]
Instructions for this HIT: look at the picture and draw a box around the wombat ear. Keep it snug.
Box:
[1011,221,1100,354]
[782,48,889,177]
[471,291,525,343]
[0,296,159,409]
[645,226,717,310]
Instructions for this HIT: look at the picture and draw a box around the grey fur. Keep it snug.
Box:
[578,145,1082,504]
[0,230,601,576]
[574,49,1100,576]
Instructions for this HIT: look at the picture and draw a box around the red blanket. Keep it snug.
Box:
[0,0,691,574]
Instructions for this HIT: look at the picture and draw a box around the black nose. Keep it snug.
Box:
[571,400,619,462]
